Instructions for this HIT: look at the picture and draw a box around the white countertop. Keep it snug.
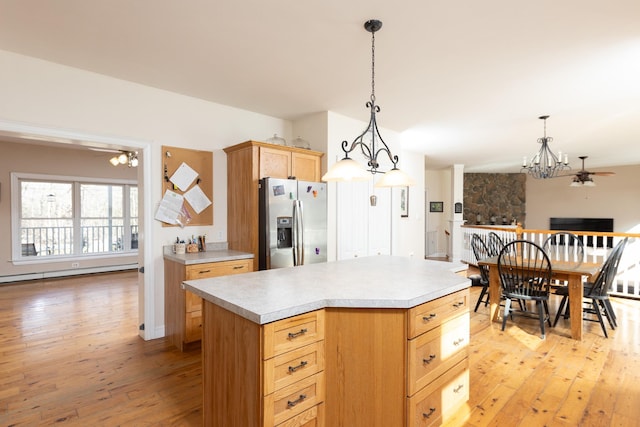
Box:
[183,256,470,324]
[163,248,254,265]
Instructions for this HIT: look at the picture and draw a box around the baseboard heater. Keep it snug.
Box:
[0,263,139,284]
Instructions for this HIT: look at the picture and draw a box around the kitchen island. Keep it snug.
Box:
[184,256,471,427]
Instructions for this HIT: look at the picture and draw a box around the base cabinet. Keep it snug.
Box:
[201,289,469,426]
[164,258,253,351]
[203,304,325,426]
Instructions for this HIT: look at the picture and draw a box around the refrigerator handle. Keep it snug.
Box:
[292,200,304,266]
[297,200,304,265]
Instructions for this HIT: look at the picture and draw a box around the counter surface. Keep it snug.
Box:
[184,256,470,324]
[163,248,254,265]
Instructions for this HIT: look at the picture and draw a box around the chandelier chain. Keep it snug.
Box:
[370,30,376,103]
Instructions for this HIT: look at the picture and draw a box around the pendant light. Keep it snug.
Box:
[322,19,414,187]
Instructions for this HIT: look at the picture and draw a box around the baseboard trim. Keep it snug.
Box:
[0,264,138,284]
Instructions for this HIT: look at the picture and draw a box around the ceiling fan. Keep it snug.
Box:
[562,156,615,187]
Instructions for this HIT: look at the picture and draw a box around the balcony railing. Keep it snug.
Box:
[461,224,640,299]
[21,225,138,257]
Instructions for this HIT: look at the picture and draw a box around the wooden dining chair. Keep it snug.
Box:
[553,238,627,337]
[498,240,553,338]
[543,232,585,292]
[543,231,584,262]
[487,232,505,257]
[470,234,491,312]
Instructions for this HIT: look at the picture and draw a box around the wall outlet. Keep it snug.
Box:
[71,262,79,268]
[217,231,224,240]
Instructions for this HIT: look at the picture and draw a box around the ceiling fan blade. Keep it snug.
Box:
[591,171,615,176]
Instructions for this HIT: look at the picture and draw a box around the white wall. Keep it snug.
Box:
[525,164,640,232]
[0,49,291,339]
[424,169,450,256]
[396,148,426,258]
[0,49,430,339]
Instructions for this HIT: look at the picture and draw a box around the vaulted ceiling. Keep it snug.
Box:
[1,0,639,172]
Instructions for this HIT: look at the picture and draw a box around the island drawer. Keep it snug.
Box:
[408,289,469,339]
[407,312,469,396]
[275,403,324,427]
[264,341,325,396]
[263,310,325,359]
[407,358,469,427]
[264,372,325,426]
[185,259,252,280]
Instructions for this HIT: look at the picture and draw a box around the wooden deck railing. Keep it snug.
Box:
[461,224,640,299]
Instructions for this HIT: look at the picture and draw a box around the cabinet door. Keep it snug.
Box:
[185,310,202,343]
[336,181,369,260]
[261,147,292,178]
[292,152,321,182]
[336,179,391,260]
[185,289,202,313]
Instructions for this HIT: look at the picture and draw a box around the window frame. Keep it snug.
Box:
[11,172,137,264]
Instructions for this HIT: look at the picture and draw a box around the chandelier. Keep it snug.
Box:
[521,115,570,179]
[321,19,413,187]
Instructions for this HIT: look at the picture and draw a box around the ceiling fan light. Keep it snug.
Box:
[583,179,596,187]
[570,179,581,187]
[109,156,120,166]
[118,153,128,164]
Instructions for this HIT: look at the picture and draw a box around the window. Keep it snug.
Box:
[12,173,137,261]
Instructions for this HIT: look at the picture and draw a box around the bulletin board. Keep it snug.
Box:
[160,145,213,227]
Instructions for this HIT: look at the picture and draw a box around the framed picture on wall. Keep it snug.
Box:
[400,186,409,217]
[430,201,444,213]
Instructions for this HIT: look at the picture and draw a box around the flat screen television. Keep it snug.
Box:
[549,217,613,248]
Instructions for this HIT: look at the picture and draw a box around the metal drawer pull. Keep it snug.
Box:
[422,313,436,322]
[453,338,465,346]
[422,407,436,418]
[288,360,308,373]
[233,265,244,269]
[453,301,464,308]
[453,384,464,393]
[199,269,211,274]
[423,354,436,364]
[287,394,307,408]
[288,328,308,339]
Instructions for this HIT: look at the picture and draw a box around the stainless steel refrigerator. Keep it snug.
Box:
[259,177,327,270]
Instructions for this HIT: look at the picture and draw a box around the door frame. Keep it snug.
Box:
[0,119,155,339]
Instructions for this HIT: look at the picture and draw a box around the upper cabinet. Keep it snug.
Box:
[259,145,322,182]
[223,141,324,268]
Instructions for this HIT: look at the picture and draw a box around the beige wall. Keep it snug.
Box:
[0,141,137,277]
[525,164,640,232]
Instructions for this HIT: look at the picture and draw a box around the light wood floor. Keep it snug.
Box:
[1,271,639,426]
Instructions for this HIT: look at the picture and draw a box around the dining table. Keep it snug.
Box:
[478,254,604,340]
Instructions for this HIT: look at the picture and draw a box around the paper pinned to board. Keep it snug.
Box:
[154,190,184,225]
[184,184,212,214]
[170,162,199,192]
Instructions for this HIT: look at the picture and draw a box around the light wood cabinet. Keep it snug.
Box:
[201,289,469,426]
[405,289,470,426]
[224,141,324,269]
[323,288,470,426]
[203,304,325,426]
[164,258,253,351]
